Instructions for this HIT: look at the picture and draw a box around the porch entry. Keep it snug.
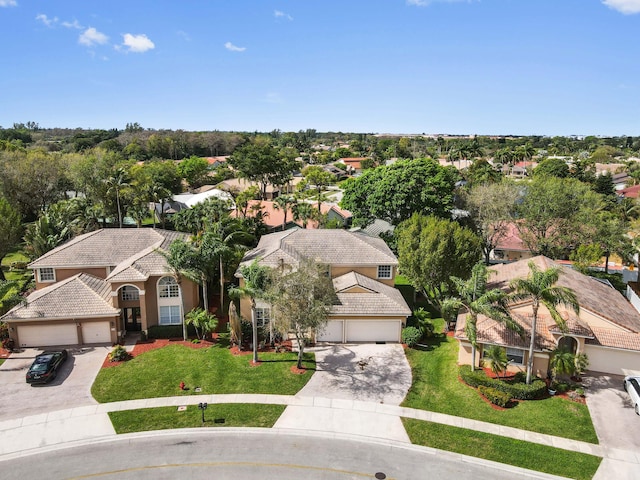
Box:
[122,307,142,332]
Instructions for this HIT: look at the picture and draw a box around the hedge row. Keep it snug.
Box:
[147,325,197,339]
[459,365,547,400]
[478,385,511,407]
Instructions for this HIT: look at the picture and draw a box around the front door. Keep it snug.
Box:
[123,307,142,332]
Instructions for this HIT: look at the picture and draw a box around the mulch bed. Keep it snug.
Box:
[101,336,218,368]
[229,340,293,357]
[0,347,11,359]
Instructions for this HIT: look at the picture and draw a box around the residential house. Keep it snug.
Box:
[217,177,305,200]
[455,256,640,377]
[1,229,199,348]
[236,228,411,343]
[491,223,535,262]
[339,158,369,174]
[234,200,352,231]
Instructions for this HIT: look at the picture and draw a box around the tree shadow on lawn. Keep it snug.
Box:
[413,332,449,351]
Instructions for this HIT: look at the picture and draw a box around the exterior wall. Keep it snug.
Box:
[459,340,550,378]
[7,317,118,346]
[329,265,396,287]
[142,276,199,330]
[327,314,406,325]
[34,267,109,290]
[493,249,534,262]
[584,345,640,375]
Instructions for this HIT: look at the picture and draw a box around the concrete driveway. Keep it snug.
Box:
[0,345,110,421]
[297,344,412,405]
[583,373,640,451]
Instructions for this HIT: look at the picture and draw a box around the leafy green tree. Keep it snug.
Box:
[465,159,502,185]
[172,197,232,235]
[229,262,272,364]
[509,261,580,384]
[533,158,569,178]
[24,202,76,259]
[570,244,603,274]
[441,262,520,369]
[178,156,210,189]
[229,138,300,200]
[0,197,22,281]
[397,214,482,306]
[268,260,336,369]
[340,158,458,227]
[302,166,335,212]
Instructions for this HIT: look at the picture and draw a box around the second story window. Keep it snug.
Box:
[158,277,180,298]
[377,265,392,279]
[121,286,140,301]
[38,268,55,282]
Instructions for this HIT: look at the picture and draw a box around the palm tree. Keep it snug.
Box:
[273,196,297,231]
[105,167,129,228]
[509,261,580,384]
[549,346,576,383]
[292,202,314,228]
[229,262,271,364]
[161,240,197,341]
[441,262,522,370]
[485,345,509,378]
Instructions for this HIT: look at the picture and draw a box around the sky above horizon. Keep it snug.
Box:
[1,0,640,136]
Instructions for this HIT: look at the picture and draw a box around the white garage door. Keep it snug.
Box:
[346,320,401,343]
[317,320,344,342]
[82,322,111,344]
[584,345,640,375]
[18,324,79,347]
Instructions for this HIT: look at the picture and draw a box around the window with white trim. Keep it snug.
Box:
[255,308,271,327]
[377,265,392,279]
[121,286,140,301]
[38,268,55,282]
[506,348,525,365]
[158,277,180,298]
[159,305,182,325]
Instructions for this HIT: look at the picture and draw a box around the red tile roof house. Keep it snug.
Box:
[1,229,200,348]
[339,157,369,174]
[455,256,640,377]
[491,222,535,263]
[236,228,411,343]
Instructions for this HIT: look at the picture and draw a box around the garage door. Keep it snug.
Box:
[18,324,78,347]
[584,345,640,375]
[317,320,344,342]
[82,321,111,344]
[346,320,401,343]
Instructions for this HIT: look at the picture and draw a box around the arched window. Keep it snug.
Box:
[121,286,140,301]
[158,277,180,298]
[558,336,578,354]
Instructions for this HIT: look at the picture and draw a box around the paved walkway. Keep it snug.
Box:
[0,394,638,478]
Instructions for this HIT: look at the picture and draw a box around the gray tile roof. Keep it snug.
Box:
[488,256,640,334]
[2,273,119,321]
[239,228,397,271]
[331,272,411,316]
[29,229,188,269]
[106,247,172,282]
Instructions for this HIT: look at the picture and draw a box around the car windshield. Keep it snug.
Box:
[30,355,54,372]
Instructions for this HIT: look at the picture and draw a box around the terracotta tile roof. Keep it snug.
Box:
[547,313,594,338]
[107,247,172,282]
[494,222,529,252]
[2,273,119,321]
[331,272,411,316]
[619,185,640,199]
[587,327,640,351]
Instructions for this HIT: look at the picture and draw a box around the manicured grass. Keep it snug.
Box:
[1,247,32,284]
[92,340,315,403]
[0,359,4,367]
[403,418,601,480]
[402,330,598,443]
[109,404,286,434]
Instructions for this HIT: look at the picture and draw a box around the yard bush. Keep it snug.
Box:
[459,365,547,400]
[402,326,423,347]
[109,345,130,362]
[478,385,511,407]
[148,325,196,339]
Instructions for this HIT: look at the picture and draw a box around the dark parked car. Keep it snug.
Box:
[26,350,68,384]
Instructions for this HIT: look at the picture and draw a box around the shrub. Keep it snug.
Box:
[478,385,512,407]
[412,308,435,338]
[459,365,547,400]
[109,345,130,362]
[148,324,196,339]
[402,326,423,347]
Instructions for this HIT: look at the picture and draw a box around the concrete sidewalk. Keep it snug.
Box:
[0,394,638,478]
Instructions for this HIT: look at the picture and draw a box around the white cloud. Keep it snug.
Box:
[225,41,246,52]
[0,0,17,7]
[121,33,155,53]
[274,10,293,21]
[79,27,109,47]
[407,0,475,6]
[62,19,83,29]
[602,0,640,14]
[36,14,58,27]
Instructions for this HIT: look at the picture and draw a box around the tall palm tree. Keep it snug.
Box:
[273,195,297,231]
[441,262,522,369]
[105,167,129,228]
[292,202,314,228]
[161,240,198,341]
[509,261,580,384]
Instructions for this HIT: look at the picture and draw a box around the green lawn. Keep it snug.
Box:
[109,404,286,434]
[92,340,315,403]
[402,330,598,443]
[403,419,601,480]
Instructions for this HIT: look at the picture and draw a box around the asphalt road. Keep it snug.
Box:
[0,430,556,480]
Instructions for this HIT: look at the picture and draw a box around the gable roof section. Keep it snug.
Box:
[240,228,397,271]
[107,246,172,282]
[2,273,119,321]
[488,255,640,334]
[29,229,188,269]
[331,272,411,316]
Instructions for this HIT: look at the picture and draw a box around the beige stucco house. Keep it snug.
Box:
[236,228,411,343]
[455,256,640,377]
[2,229,199,348]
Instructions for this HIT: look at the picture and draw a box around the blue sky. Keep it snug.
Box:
[1,0,640,135]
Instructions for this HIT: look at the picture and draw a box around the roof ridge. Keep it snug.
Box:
[77,273,118,309]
